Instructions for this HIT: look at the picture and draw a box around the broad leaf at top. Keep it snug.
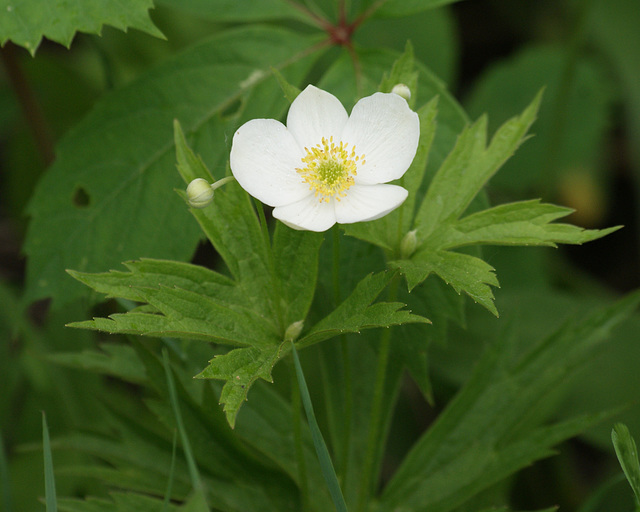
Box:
[373,0,466,18]
[0,0,162,55]
[24,26,322,308]
[155,0,308,24]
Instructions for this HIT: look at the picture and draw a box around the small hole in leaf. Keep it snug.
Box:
[72,187,90,208]
[220,98,243,120]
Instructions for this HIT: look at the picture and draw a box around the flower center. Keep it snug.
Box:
[296,136,365,203]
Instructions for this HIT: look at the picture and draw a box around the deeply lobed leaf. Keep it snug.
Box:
[392,92,619,316]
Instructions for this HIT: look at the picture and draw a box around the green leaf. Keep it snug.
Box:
[378,41,419,107]
[465,45,615,195]
[416,91,543,237]
[195,344,286,428]
[68,262,279,347]
[272,223,323,327]
[0,0,162,56]
[373,0,466,18]
[393,249,499,316]
[612,423,640,506]
[43,412,58,512]
[174,120,214,184]
[298,272,429,349]
[428,199,621,250]
[24,26,321,308]
[155,0,308,23]
[48,344,147,384]
[590,0,640,176]
[392,92,617,316]
[379,291,640,512]
[271,67,302,104]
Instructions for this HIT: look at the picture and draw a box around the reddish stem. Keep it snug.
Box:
[0,43,55,166]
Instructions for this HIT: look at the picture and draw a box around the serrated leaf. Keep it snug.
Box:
[394,92,618,316]
[429,199,621,250]
[0,0,162,56]
[415,91,543,237]
[69,273,279,347]
[298,272,429,348]
[392,250,499,316]
[195,344,286,428]
[24,26,321,308]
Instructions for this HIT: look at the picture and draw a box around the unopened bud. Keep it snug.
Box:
[391,83,411,101]
[186,178,214,208]
[400,229,418,259]
[284,320,304,342]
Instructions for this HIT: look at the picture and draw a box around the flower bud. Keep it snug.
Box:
[391,83,411,101]
[186,178,214,208]
[400,229,418,259]
[284,320,304,342]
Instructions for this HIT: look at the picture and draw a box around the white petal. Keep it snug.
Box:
[334,184,408,224]
[341,92,420,185]
[230,119,309,207]
[286,85,349,149]
[273,194,337,232]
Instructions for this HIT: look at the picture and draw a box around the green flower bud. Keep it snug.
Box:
[391,83,411,101]
[186,178,214,208]
[400,229,418,259]
[284,320,304,342]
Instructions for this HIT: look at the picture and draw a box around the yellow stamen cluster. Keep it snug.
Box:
[296,136,365,203]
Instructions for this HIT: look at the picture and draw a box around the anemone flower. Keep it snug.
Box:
[230,84,420,232]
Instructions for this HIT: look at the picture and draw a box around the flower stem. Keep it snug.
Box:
[355,275,399,512]
[253,199,285,333]
[332,227,353,486]
[211,175,235,192]
[291,342,348,512]
[289,358,311,511]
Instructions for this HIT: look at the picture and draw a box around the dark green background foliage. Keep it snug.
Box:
[1,0,640,511]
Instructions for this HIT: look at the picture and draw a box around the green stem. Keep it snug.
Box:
[254,199,286,333]
[355,276,399,512]
[291,342,348,512]
[332,228,353,486]
[211,175,235,192]
[290,359,311,511]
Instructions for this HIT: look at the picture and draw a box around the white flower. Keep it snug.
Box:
[230,85,420,232]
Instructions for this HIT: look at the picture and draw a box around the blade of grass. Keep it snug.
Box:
[290,342,348,512]
[612,423,640,507]
[163,429,179,512]
[162,349,205,498]
[42,412,57,512]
